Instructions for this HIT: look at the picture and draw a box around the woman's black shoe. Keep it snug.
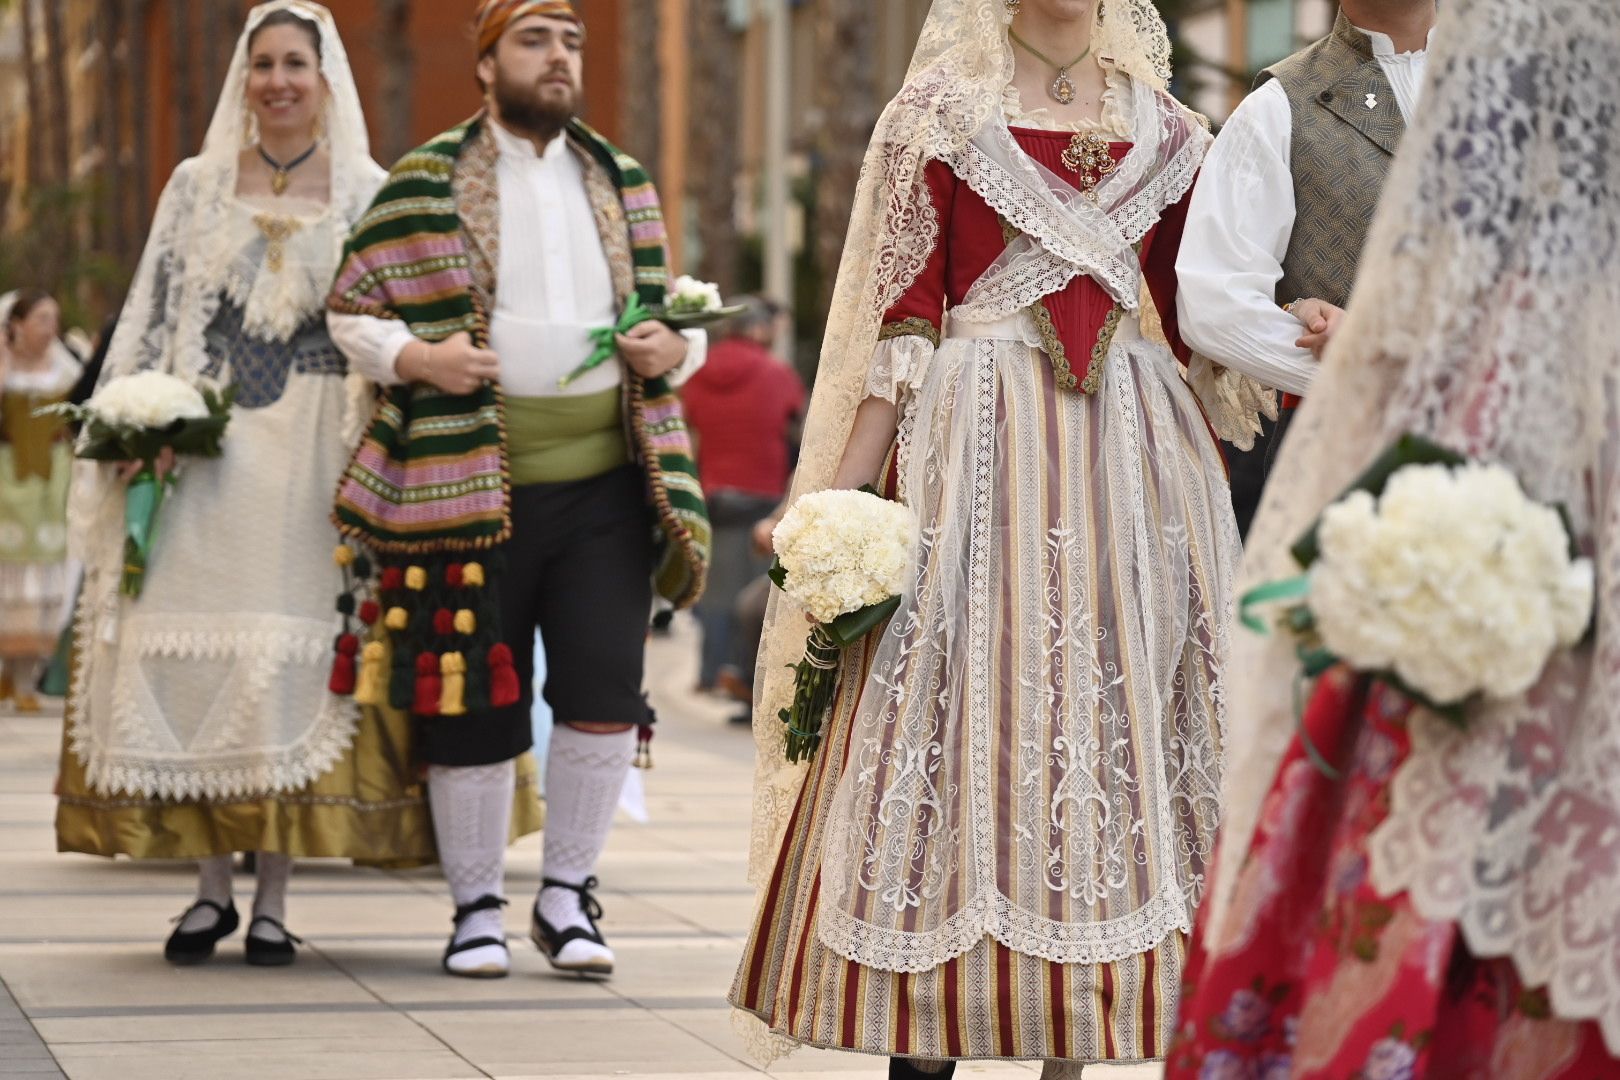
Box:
[889,1060,957,1080]
[244,916,302,967]
[163,900,240,965]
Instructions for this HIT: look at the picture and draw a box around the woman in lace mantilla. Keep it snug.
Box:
[1168,0,1620,1076]
[732,0,1246,1071]
[55,3,541,965]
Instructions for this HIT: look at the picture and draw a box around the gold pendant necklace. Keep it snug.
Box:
[1060,132,1117,202]
[1009,29,1092,106]
[256,142,319,198]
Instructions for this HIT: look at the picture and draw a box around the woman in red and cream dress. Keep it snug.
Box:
[731,1,1279,1075]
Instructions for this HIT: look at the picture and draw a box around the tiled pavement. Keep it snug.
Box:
[0,618,1161,1080]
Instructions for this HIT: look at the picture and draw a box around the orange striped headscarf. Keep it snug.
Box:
[475,0,580,55]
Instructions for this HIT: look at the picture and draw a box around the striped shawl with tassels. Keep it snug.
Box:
[328,115,709,611]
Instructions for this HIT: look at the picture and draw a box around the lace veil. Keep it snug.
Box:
[1204,0,1620,1050]
[96,0,379,386]
[747,0,1179,883]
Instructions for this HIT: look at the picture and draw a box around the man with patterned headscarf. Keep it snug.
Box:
[328,0,709,980]
[1176,1,1438,536]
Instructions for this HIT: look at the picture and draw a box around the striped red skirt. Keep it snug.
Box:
[730,639,1184,1064]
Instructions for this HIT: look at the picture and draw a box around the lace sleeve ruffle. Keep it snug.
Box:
[865,332,938,404]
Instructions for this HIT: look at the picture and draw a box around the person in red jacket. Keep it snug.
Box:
[680,297,805,699]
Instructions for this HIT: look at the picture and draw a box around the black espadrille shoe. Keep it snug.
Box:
[531,876,613,976]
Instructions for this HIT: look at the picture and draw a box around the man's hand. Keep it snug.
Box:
[1290,298,1347,359]
[616,321,689,379]
[396,331,501,394]
[752,507,785,557]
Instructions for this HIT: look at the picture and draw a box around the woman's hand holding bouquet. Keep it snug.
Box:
[45,372,232,596]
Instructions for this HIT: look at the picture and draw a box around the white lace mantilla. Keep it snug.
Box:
[1206,0,1620,1053]
[66,2,382,803]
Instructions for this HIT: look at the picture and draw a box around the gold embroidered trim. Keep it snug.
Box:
[997,216,1082,392]
[1028,298,1080,391]
[879,317,941,348]
[1083,304,1124,395]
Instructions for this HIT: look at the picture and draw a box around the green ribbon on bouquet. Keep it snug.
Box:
[560,294,656,390]
[122,466,178,598]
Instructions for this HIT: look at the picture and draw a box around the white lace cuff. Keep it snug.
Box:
[864,334,937,404]
[1185,352,1279,452]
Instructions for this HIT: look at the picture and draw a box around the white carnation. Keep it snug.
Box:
[773,489,919,624]
[1310,462,1594,706]
[668,275,723,314]
[87,371,209,430]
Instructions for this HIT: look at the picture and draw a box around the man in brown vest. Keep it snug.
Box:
[1175,2,1438,536]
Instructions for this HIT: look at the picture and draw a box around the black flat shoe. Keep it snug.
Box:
[244,916,302,967]
[889,1060,957,1080]
[443,894,510,978]
[164,900,240,965]
[531,876,613,976]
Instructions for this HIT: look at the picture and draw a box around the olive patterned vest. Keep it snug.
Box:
[1259,11,1407,309]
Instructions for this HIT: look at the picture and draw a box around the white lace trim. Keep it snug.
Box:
[818,878,1192,971]
[71,615,359,801]
[1002,65,1133,137]
[864,335,936,404]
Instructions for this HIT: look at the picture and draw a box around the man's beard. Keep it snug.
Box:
[493,68,577,140]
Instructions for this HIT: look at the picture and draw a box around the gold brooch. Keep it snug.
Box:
[1061,132,1117,202]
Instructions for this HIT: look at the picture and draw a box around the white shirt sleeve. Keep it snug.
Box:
[669,328,708,388]
[327,311,419,387]
[1175,80,1317,397]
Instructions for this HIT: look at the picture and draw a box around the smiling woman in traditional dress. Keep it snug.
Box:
[729,0,1271,1076]
[55,2,451,968]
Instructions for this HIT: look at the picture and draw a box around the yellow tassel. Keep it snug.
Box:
[334,544,356,568]
[384,606,409,631]
[462,562,485,587]
[453,609,476,635]
[405,566,428,591]
[354,642,388,705]
[439,652,467,716]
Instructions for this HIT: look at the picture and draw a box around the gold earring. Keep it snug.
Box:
[1005,0,1021,14]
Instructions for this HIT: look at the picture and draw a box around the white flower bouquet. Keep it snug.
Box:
[1245,435,1594,733]
[45,372,232,597]
[770,487,919,762]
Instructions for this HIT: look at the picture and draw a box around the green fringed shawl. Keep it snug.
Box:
[329,116,709,610]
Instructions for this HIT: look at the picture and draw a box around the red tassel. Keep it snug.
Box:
[328,634,361,695]
[358,600,381,625]
[488,643,521,708]
[413,651,442,716]
[328,655,357,695]
[445,563,464,588]
[380,567,405,591]
[432,608,455,636]
[635,724,655,769]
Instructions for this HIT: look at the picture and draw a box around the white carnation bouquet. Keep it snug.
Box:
[1246,436,1594,732]
[770,487,919,762]
[45,371,232,597]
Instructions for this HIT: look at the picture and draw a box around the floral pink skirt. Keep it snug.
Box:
[1166,669,1616,1080]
